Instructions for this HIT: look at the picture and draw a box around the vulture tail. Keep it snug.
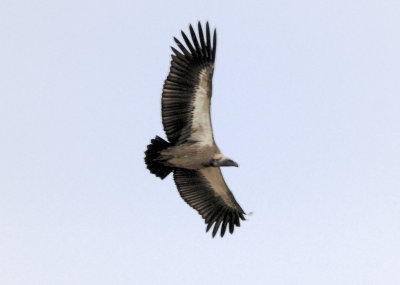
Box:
[145,136,172,179]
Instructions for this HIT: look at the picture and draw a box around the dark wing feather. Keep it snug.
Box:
[173,168,245,237]
[162,22,216,144]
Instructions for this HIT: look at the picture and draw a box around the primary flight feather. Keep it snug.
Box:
[145,22,245,237]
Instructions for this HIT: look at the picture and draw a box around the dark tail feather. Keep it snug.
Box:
[145,136,172,179]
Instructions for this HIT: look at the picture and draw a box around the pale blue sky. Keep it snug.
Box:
[1,0,400,284]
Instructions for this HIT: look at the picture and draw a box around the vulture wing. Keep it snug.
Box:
[162,22,216,145]
[173,167,245,237]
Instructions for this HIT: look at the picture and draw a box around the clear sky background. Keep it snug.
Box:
[1,0,399,284]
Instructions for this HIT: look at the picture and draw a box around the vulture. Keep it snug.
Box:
[145,22,245,237]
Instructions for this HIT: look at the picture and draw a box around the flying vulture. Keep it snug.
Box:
[145,22,245,237]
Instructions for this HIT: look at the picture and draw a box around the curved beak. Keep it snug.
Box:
[219,159,239,167]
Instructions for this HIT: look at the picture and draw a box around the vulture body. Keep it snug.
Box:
[145,22,245,237]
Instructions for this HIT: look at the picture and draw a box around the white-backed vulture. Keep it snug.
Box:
[145,22,245,237]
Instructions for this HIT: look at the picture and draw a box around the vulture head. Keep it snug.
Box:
[205,154,239,167]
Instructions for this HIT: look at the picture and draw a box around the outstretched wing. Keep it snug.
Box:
[173,167,245,237]
[162,22,216,145]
